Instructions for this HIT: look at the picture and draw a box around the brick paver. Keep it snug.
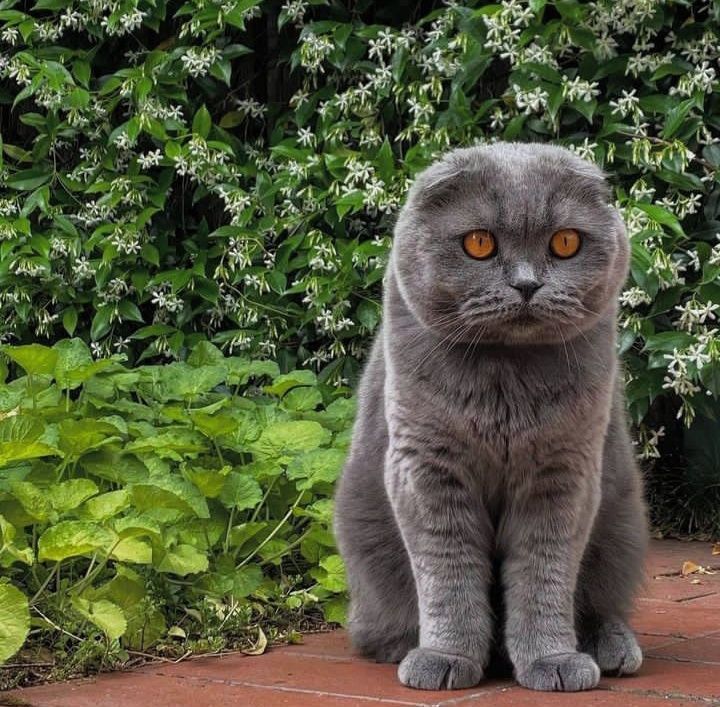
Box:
[4,540,719,707]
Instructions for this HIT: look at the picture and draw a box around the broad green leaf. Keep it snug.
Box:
[7,481,53,522]
[129,476,210,518]
[2,344,58,376]
[53,338,92,385]
[90,567,165,649]
[72,597,127,640]
[286,448,346,490]
[155,543,208,575]
[251,420,331,460]
[0,515,33,567]
[225,358,279,385]
[190,411,238,438]
[0,583,30,663]
[218,473,262,511]
[125,429,205,459]
[281,386,323,412]
[49,479,99,514]
[322,596,347,625]
[187,341,225,367]
[80,489,130,520]
[38,521,117,562]
[310,554,347,592]
[264,370,317,396]
[0,441,59,467]
[111,537,152,564]
[57,419,120,459]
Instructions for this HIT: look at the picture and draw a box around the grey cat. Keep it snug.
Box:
[334,142,647,692]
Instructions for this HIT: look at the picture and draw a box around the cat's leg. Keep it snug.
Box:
[501,467,601,692]
[386,439,493,690]
[334,337,419,663]
[576,419,647,676]
[334,460,418,663]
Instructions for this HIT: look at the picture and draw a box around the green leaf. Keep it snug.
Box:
[188,341,225,367]
[219,473,262,511]
[662,98,696,139]
[310,554,347,592]
[129,476,210,519]
[48,479,99,514]
[0,583,30,663]
[2,344,58,376]
[155,543,208,576]
[111,537,152,564]
[251,420,331,460]
[53,338,92,384]
[225,358,280,385]
[72,597,127,640]
[38,521,117,562]
[80,490,130,520]
[192,105,212,139]
[264,370,317,396]
[643,331,695,353]
[57,419,120,459]
[287,448,346,490]
[62,307,79,336]
[6,168,52,191]
[7,481,53,522]
[282,386,323,412]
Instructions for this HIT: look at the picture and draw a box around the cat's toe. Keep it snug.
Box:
[586,621,642,675]
[398,648,484,690]
[517,652,600,692]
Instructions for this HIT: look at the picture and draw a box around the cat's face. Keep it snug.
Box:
[392,143,629,346]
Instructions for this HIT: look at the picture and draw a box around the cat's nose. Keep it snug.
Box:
[510,279,543,300]
[509,264,543,301]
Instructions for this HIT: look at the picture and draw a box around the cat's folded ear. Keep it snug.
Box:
[406,148,486,210]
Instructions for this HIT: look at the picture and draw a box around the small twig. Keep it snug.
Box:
[125,649,192,664]
[32,606,82,642]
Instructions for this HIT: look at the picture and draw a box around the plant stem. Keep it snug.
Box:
[236,491,303,569]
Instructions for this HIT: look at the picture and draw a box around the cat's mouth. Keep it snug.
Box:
[510,307,541,325]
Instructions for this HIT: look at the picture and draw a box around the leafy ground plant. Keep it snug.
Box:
[0,338,352,687]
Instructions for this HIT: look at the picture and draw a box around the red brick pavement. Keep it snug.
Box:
[5,540,719,707]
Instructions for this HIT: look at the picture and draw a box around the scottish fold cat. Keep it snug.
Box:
[334,142,647,692]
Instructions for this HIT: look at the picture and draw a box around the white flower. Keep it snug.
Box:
[296,127,315,148]
[619,287,652,309]
[138,150,163,169]
[181,47,221,78]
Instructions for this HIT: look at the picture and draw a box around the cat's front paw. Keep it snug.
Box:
[584,621,642,676]
[516,652,600,692]
[398,647,484,690]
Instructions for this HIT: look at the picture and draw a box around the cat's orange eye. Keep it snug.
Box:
[550,229,581,258]
[463,230,496,260]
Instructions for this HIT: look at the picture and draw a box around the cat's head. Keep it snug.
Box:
[391,142,629,345]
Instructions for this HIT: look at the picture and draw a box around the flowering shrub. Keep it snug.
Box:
[1,0,719,441]
[0,339,351,677]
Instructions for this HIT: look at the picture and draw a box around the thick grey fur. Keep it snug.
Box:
[334,142,648,692]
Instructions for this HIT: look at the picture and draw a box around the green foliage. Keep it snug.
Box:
[0,339,352,670]
[0,0,717,433]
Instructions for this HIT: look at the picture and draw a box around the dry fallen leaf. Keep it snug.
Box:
[682,560,701,576]
[690,579,702,585]
[712,543,720,556]
[242,626,268,656]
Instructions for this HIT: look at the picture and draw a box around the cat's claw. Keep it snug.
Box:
[517,652,600,692]
[398,648,484,690]
[585,621,643,675]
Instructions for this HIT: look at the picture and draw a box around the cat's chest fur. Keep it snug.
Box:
[389,333,612,476]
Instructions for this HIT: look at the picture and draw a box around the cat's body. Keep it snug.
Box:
[334,143,647,692]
